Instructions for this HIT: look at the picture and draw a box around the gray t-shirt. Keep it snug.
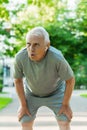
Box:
[14,46,74,97]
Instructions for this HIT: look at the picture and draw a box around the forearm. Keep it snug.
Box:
[14,78,27,107]
[62,77,75,105]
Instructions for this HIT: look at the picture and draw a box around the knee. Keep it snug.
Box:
[21,121,34,130]
[58,120,70,126]
[58,120,70,130]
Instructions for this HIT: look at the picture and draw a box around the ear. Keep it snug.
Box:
[45,46,48,51]
[45,42,50,51]
[45,42,50,50]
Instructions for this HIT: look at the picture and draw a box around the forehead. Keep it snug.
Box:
[26,34,44,43]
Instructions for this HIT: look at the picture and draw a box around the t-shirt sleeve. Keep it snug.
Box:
[14,55,24,79]
[57,57,74,80]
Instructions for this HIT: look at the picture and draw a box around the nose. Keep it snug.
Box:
[30,45,35,52]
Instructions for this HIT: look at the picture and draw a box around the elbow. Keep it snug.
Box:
[71,76,75,85]
[66,77,75,89]
[14,78,23,85]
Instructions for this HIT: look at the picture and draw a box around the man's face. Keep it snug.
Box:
[26,35,48,61]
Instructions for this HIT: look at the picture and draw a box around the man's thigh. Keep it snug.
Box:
[19,94,41,123]
[44,87,70,122]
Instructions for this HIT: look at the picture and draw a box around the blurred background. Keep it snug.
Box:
[0,0,87,92]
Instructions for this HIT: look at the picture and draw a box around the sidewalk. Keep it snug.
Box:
[0,87,87,130]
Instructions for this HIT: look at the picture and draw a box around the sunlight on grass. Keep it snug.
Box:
[0,97,12,110]
[80,93,87,98]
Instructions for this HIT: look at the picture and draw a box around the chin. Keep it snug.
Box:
[29,55,41,61]
[29,57,36,61]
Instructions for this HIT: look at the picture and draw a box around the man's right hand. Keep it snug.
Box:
[17,105,32,121]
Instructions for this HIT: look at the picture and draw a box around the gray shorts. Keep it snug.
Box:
[20,85,69,123]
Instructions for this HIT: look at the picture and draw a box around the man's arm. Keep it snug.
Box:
[14,78,31,120]
[14,78,26,106]
[63,77,75,105]
[58,77,75,121]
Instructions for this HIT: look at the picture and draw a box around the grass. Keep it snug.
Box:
[0,92,12,110]
[0,92,8,94]
[80,93,87,98]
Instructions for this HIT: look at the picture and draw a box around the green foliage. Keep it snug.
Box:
[0,6,9,20]
[0,0,9,4]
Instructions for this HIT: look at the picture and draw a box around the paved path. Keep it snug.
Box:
[0,87,87,130]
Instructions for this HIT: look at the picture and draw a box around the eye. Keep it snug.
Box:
[34,43,40,46]
[27,42,31,47]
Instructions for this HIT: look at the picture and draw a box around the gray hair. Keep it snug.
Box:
[26,26,50,44]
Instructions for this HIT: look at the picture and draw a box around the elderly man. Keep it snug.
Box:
[14,26,75,130]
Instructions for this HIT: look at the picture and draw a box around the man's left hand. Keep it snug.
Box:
[58,105,73,121]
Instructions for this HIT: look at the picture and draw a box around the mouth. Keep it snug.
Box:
[31,53,35,57]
